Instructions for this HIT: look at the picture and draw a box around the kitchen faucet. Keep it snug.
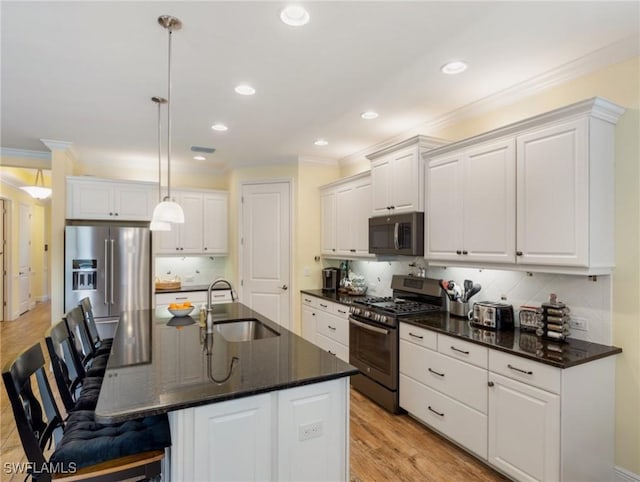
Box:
[206,278,235,331]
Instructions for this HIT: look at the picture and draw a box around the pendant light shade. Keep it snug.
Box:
[20,169,51,199]
[151,15,184,225]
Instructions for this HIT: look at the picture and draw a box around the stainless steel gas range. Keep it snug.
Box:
[349,275,446,413]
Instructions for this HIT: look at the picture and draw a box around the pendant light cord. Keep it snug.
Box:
[157,99,163,202]
[166,26,173,201]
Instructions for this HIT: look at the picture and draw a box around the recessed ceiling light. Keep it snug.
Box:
[314,139,328,146]
[235,84,256,96]
[193,155,206,161]
[280,5,310,26]
[441,61,468,75]
[211,123,228,132]
[361,111,379,120]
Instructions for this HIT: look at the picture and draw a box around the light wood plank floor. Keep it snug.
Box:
[1,302,508,482]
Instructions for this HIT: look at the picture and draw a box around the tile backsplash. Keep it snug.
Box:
[155,256,229,286]
[349,258,612,345]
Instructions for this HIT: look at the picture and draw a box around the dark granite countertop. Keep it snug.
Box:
[95,303,358,423]
[301,290,621,369]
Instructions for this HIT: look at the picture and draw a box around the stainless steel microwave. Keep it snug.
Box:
[368,212,424,256]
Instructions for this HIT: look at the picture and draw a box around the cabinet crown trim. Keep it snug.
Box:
[366,135,449,161]
[319,170,370,191]
[66,175,156,187]
[421,96,625,160]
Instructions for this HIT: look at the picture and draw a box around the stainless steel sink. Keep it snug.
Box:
[213,318,280,342]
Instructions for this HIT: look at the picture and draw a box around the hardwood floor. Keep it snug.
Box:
[0,303,507,482]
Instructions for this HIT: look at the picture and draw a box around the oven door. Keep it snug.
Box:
[349,315,398,390]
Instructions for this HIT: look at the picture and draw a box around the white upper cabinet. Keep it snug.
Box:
[320,172,373,258]
[203,192,228,254]
[368,135,447,217]
[426,138,516,264]
[423,97,624,274]
[155,189,228,255]
[67,177,156,221]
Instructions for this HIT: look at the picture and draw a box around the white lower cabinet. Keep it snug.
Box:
[169,378,349,481]
[400,322,617,481]
[300,294,349,363]
[487,373,559,482]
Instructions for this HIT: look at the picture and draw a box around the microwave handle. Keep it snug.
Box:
[393,222,399,250]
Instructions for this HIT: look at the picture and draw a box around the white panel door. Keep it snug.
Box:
[193,394,273,481]
[488,373,560,482]
[18,203,31,315]
[390,147,419,213]
[179,191,204,253]
[335,184,354,255]
[426,152,464,260]
[203,193,228,253]
[241,182,291,329]
[516,118,588,266]
[371,158,392,216]
[320,190,336,255]
[463,138,516,263]
[352,179,371,255]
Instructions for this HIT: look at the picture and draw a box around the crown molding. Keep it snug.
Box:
[40,139,73,151]
[298,156,339,167]
[0,147,50,162]
[339,35,638,169]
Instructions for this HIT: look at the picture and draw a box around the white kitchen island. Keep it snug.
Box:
[95,304,357,481]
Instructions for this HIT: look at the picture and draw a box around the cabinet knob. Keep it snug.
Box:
[462,250,468,255]
[516,251,523,256]
[109,212,113,216]
[176,248,180,251]
[115,212,119,216]
[488,381,495,387]
[390,205,395,210]
[332,249,336,252]
[204,247,208,251]
[350,249,356,253]
[456,250,462,255]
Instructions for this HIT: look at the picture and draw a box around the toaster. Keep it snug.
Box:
[470,301,514,330]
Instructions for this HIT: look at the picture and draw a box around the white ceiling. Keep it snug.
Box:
[2,1,638,174]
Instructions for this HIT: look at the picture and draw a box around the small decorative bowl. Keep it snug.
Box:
[168,306,194,317]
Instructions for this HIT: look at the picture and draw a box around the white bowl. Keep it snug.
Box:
[168,306,194,317]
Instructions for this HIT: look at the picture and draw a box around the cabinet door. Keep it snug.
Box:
[463,138,516,263]
[301,305,317,343]
[335,185,355,255]
[371,157,392,216]
[352,180,371,255]
[114,183,154,220]
[192,394,272,481]
[426,152,464,260]
[516,118,588,266]
[320,190,337,255]
[203,193,228,253]
[488,373,560,482]
[390,147,419,213]
[69,180,113,219]
[179,192,204,253]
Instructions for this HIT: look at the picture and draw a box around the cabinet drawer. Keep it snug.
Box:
[156,291,208,305]
[316,300,332,312]
[489,350,560,394]
[399,323,437,350]
[317,312,348,345]
[400,374,487,459]
[400,340,487,414]
[438,334,488,369]
[315,333,348,363]
[301,294,318,308]
[332,304,350,319]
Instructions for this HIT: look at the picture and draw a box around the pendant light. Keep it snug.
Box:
[150,15,184,224]
[20,169,51,199]
[149,96,171,231]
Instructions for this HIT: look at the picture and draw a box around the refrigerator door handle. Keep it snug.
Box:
[104,239,109,305]
[110,239,115,304]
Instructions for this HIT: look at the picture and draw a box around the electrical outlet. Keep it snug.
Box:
[299,420,323,441]
[304,266,310,277]
[569,317,589,332]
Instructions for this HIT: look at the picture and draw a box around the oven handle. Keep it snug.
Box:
[349,317,389,335]
[393,222,399,250]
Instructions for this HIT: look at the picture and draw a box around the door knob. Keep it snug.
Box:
[280,284,288,291]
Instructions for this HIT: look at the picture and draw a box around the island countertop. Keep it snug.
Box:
[95,303,358,422]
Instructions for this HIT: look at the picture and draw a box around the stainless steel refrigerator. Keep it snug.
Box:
[64,222,151,326]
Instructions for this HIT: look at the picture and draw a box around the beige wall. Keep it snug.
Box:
[337,57,640,473]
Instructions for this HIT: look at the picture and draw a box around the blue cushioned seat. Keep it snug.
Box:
[50,412,171,470]
[71,377,102,411]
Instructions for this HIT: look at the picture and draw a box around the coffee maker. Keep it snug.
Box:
[322,268,340,292]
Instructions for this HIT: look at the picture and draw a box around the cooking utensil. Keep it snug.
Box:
[439,279,456,300]
[463,279,473,301]
[465,283,481,301]
[452,284,462,301]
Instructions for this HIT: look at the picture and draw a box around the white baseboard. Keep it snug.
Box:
[616,466,640,482]
[35,295,50,303]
